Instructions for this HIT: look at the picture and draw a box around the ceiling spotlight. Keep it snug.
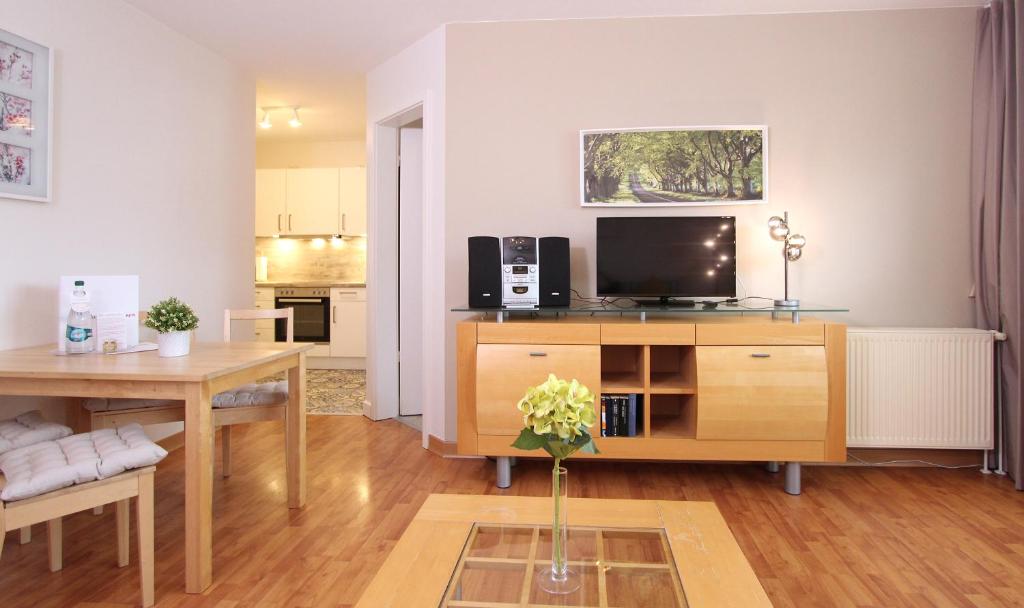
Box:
[258,109,272,129]
[288,107,302,128]
[703,239,715,248]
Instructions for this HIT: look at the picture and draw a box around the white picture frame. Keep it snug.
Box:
[580,125,767,208]
[0,27,53,202]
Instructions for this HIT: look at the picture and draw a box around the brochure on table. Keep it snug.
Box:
[57,275,140,352]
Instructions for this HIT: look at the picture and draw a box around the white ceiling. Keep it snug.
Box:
[125,0,983,142]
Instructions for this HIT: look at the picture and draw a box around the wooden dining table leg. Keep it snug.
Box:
[184,381,214,593]
[286,353,307,509]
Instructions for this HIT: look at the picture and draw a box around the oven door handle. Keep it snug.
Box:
[277,298,325,304]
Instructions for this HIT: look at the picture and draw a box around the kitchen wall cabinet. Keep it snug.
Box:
[286,168,340,234]
[339,167,367,236]
[330,287,367,358]
[255,170,287,236]
[255,167,366,237]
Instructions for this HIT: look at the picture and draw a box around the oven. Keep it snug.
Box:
[275,287,330,343]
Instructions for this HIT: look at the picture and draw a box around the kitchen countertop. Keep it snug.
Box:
[256,282,366,288]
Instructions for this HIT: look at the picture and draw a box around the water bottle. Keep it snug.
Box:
[66,280,95,353]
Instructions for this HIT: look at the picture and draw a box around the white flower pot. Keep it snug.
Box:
[157,330,191,357]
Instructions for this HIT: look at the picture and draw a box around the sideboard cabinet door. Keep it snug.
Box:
[476,344,600,435]
[696,346,828,441]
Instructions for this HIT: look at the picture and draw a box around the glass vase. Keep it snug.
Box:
[536,464,581,594]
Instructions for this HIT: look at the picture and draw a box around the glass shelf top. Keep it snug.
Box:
[451,300,848,315]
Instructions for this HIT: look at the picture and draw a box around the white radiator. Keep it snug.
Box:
[847,328,995,449]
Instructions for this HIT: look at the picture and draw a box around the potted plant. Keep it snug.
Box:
[145,297,199,357]
[512,374,598,595]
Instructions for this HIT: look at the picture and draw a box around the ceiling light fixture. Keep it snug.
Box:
[256,106,303,129]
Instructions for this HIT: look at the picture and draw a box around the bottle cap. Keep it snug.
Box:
[74,280,85,286]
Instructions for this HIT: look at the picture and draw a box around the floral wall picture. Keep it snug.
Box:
[0,28,51,202]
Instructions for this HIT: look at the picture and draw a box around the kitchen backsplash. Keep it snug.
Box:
[255,236,366,283]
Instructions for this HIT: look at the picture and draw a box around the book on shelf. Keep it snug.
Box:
[600,394,643,437]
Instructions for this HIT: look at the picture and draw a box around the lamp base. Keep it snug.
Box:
[774,299,800,308]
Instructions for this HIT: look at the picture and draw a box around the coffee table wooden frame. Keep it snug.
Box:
[356,494,770,608]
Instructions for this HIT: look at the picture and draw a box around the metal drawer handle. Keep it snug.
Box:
[751,353,771,358]
[335,291,358,295]
[529,352,547,357]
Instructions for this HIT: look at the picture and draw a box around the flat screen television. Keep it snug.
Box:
[596,216,736,300]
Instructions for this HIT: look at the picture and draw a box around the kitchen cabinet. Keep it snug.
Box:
[256,168,362,236]
[339,167,367,236]
[255,170,287,237]
[330,288,367,358]
[286,168,340,235]
[253,288,275,342]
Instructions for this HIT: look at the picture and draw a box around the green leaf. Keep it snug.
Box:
[511,428,547,451]
[579,437,599,455]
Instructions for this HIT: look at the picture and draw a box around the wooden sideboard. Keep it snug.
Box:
[456,315,847,494]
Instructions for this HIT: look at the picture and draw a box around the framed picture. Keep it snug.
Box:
[581,126,766,207]
[0,28,52,202]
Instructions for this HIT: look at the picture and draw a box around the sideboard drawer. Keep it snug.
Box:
[601,323,695,345]
[696,346,828,441]
[477,323,600,345]
[476,344,600,435]
[696,323,824,346]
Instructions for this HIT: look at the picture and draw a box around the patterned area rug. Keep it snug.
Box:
[260,369,365,415]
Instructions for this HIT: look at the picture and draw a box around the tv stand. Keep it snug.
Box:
[632,297,696,307]
[455,315,847,495]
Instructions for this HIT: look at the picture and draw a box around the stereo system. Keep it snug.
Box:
[468,236,570,308]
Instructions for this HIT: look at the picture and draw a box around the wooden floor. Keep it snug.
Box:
[1,416,1023,607]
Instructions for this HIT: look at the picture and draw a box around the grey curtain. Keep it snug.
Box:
[971,0,1023,489]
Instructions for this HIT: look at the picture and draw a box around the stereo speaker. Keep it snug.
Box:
[539,236,570,307]
[468,236,502,307]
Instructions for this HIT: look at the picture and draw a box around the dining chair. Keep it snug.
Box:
[0,423,165,607]
[83,308,295,478]
[0,411,73,546]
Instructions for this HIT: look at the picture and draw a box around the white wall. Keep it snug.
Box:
[256,139,365,168]
[439,9,977,440]
[0,0,255,427]
[365,27,446,442]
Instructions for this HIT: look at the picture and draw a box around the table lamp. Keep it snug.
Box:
[767,212,806,307]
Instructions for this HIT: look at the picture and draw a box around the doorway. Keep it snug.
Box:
[398,121,423,418]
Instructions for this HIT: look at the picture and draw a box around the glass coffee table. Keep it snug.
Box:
[441,523,687,607]
[356,495,770,608]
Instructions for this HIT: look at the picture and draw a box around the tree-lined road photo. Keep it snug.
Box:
[583,128,764,205]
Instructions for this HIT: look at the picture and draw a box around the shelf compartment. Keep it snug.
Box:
[649,346,696,393]
[600,345,644,392]
[648,394,696,439]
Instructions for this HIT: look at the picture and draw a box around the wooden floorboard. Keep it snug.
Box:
[1,416,1022,607]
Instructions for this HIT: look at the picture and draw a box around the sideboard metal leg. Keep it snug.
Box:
[784,462,801,495]
[766,461,780,473]
[496,456,512,488]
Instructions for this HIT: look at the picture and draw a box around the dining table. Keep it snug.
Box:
[0,341,312,593]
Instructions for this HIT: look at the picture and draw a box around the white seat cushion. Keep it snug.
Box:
[213,381,289,408]
[84,398,179,412]
[0,410,72,454]
[0,423,167,502]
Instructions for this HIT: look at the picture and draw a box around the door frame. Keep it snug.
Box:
[366,97,443,450]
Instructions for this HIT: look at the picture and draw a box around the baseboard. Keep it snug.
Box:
[840,448,985,467]
[427,434,459,458]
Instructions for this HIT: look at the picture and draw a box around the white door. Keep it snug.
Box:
[285,168,340,234]
[330,288,367,357]
[339,167,367,236]
[398,128,423,416]
[255,169,287,236]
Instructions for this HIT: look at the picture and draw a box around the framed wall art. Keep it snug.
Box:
[0,27,52,202]
[581,126,766,207]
